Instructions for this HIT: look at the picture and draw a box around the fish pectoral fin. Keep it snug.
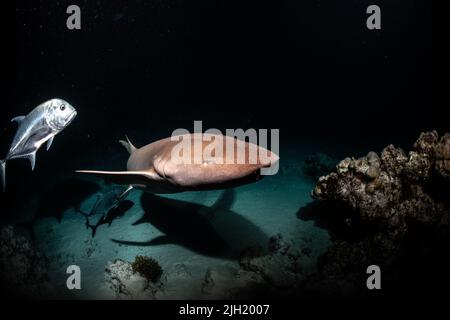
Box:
[11,116,25,124]
[76,170,152,186]
[46,136,54,151]
[28,153,36,171]
[15,152,37,171]
[0,160,5,192]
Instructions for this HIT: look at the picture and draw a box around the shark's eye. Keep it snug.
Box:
[60,104,66,111]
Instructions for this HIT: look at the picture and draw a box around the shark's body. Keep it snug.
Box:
[1,98,77,190]
[77,133,279,193]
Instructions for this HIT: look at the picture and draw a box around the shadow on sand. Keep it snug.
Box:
[296,200,367,241]
[85,199,135,237]
[36,178,101,222]
[112,189,270,260]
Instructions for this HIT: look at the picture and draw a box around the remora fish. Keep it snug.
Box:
[77,185,133,236]
[78,185,133,220]
[1,98,77,190]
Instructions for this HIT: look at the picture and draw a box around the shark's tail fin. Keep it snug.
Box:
[118,135,137,154]
[0,160,5,192]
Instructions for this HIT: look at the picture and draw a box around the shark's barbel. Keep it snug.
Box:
[0,98,77,191]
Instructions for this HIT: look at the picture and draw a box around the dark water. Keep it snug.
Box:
[0,0,442,300]
[1,0,437,212]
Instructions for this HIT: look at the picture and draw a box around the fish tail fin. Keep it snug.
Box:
[0,160,5,192]
[118,135,137,154]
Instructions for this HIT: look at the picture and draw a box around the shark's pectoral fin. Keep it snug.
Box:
[11,116,25,124]
[76,170,152,186]
[46,136,54,151]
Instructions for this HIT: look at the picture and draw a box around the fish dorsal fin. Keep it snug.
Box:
[28,152,36,171]
[11,116,25,124]
[46,136,54,151]
[118,135,137,154]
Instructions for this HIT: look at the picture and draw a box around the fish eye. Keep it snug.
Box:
[60,104,66,111]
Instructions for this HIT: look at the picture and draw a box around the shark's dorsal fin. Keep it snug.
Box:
[46,136,54,151]
[118,135,137,154]
[11,116,25,124]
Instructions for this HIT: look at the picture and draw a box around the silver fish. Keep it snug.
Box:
[1,98,77,190]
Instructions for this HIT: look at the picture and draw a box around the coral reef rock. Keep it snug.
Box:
[0,225,55,298]
[435,133,450,180]
[103,235,310,299]
[131,255,163,283]
[313,130,450,240]
[155,263,200,299]
[239,234,303,289]
[200,234,306,299]
[105,259,159,300]
[200,264,262,299]
[306,131,450,297]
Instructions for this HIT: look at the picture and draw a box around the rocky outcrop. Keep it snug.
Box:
[435,133,450,180]
[312,131,450,240]
[306,131,450,297]
[104,235,309,299]
[199,234,308,299]
[239,234,302,288]
[0,225,55,298]
[104,259,159,300]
